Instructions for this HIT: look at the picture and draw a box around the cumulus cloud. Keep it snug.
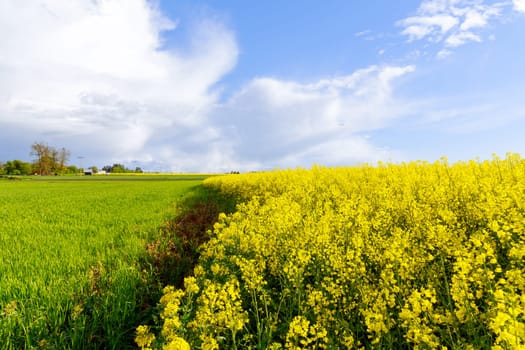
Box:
[0,1,416,172]
[398,0,505,57]
[0,0,238,170]
[210,66,415,170]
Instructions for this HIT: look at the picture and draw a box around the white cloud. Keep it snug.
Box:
[513,0,525,12]
[400,14,459,41]
[436,48,453,59]
[515,0,525,12]
[0,0,238,171]
[445,31,482,46]
[460,7,489,30]
[0,1,418,172]
[279,137,397,166]
[398,0,504,57]
[209,66,415,170]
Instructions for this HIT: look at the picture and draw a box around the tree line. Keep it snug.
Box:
[100,164,143,174]
[0,142,72,176]
[0,142,143,176]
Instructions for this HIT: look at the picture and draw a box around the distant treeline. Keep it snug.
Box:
[1,142,72,176]
[0,142,142,176]
[99,164,143,174]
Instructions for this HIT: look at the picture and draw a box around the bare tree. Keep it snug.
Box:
[52,147,70,174]
[57,147,70,174]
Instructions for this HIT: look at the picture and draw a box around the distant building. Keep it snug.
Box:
[84,170,93,176]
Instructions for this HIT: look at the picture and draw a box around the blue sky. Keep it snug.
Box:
[0,0,524,172]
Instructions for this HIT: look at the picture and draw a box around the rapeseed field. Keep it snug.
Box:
[139,154,525,349]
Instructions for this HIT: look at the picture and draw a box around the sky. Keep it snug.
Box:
[1,0,524,172]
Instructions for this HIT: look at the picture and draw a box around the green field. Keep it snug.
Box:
[0,176,206,349]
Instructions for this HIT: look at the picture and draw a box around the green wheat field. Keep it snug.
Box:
[0,175,207,349]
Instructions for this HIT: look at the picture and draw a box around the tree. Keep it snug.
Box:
[102,163,129,173]
[102,165,113,173]
[2,160,32,175]
[66,165,79,174]
[110,164,126,173]
[31,142,53,175]
[57,147,70,174]
[101,163,139,173]
[30,142,71,175]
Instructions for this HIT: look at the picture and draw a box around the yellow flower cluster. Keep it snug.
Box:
[135,325,155,349]
[189,278,248,336]
[140,153,525,348]
[285,316,328,349]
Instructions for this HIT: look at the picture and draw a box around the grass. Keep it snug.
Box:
[4,174,213,181]
[0,175,209,348]
[144,184,238,288]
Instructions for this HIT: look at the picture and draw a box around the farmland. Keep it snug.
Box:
[0,175,207,349]
[3,155,525,349]
[140,154,525,349]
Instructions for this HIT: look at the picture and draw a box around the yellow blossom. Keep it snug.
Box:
[135,325,155,349]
